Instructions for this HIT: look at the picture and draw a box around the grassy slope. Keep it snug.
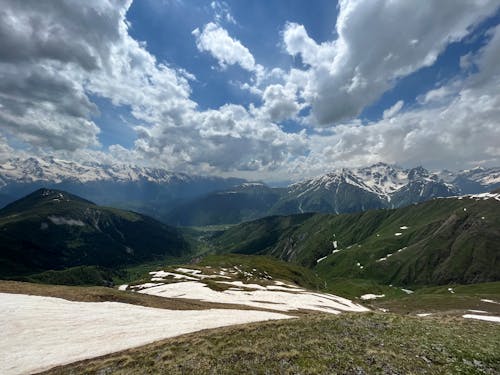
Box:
[43,313,500,375]
[210,197,500,287]
[0,189,189,276]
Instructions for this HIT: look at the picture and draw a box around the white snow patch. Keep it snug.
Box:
[463,314,500,323]
[401,289,414,294]
[481,299,500,305]
[448,287,455,294]
[394,232,402,236]
[0,293,291,375]
[149,270,198,281]
[48,216,85,226]
[416,313,432,317]
[399,226,409,230]
[118,284,128,291]
[467,310,489,314]
[360,294,385,300]
[316,256,327,263]
[332,249,341,254]
[138,281,368,314]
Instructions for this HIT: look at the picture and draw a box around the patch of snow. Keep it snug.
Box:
[448,287,455,294]
[48,216,85,226]
[463,314,500,323]
[332,240,338,249]
[175,268,202,276]
[360,294,385,300]
[149,271,198,281]
[378,308,388,312]
[417,313,432,317]
[467,310,489,314]
[401,289,414,294]
[118,285,128,291]
[394,232,402,236]
[0,293,291,375]
[138,281,369,314]
[332,249,341,254]
[481,299,500,305]
[400,226,409,230]
[316,256,327,263]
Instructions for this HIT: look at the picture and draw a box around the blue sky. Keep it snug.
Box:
[1,0,500,180]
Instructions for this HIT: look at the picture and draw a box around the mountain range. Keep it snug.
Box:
[1,157,500,225]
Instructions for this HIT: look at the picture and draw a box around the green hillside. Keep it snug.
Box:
[0,188,189,277]
[210,196,500,287]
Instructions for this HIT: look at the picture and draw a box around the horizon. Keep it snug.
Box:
[1,1,500,182]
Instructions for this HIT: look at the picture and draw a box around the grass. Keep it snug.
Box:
[42,312,500,375]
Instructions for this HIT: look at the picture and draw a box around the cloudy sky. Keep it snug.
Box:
[1,0,499,181]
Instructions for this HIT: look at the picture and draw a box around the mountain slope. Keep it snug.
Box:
[0,189,189,276]
[210,193,500,286]
[167,183,284,226]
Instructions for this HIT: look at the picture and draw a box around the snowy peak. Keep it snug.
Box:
[289,163,444,200]
[0,156,199,184]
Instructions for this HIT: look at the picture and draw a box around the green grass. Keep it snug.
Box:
[43,313,500,375]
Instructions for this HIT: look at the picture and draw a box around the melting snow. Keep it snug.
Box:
[360,294,385,300]
[401,289,414,294]
[316,256,327,263]
[416,313,432,317]
[467,310,489,314]
[399,226,409,230]
[118,284,128,291]
[0,293,291,375]
[463,314,500,323]
[394,232,402,236]
[138,281,368,314]
[481,299,500,305]
[48,216,85,226]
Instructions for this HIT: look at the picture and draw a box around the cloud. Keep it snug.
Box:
[0,0,193,152]
[282,0,499,126]
[193,22,262,74]
[211,1,236,24]
[382,100,404,119]
[288,24,500,177]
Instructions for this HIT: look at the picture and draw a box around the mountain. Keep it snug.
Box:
[445,166,500,194]
[171,164,461,225]
[166,182,284,226]
[209,192,500,286]
[0,188,189,277]
[0,156,245,220]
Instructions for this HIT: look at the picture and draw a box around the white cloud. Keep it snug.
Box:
[193,23,261,74]
[281,0,499,126]
[288,24,500,178]
[382,100,404,119]
[211,1,236,24]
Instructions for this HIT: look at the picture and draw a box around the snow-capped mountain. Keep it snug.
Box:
[1,158,499,225]
[444,166,500,194]
[274,163,457,215]
[0,157,245,219]
[0,156,199,185]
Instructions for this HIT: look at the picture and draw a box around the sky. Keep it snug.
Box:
[0,0,500,182]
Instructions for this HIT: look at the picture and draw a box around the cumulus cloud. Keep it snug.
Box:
[0,0,194,152]
[193,22,262,74]
[282,0,499,126]
[288,23,500,178]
